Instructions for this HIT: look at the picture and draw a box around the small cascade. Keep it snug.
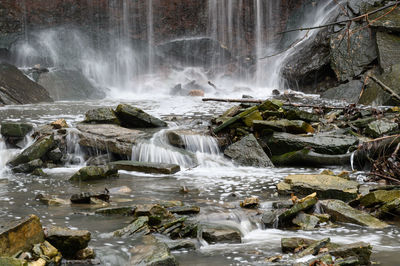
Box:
[64,129,86,166]
[0,135,19,178]
[181,134,220,155]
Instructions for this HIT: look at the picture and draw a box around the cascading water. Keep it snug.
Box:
[65,128,86,166]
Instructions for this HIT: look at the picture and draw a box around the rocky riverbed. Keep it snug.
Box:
[0,97,399,265]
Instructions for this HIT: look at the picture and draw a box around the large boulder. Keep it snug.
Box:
[0,122,33,138]
[37,69,105,101]
[370,4,400,32]
[7,135,54,167]
[320,80,363,103]
[129,235,178,266]
[224,134,274,167]
[277,174,359,201]
[110,161,181,174]
[263,132,358,156]
[83,107,120,125]
[364,120,398,138]
[376,31,400,71]
[330,23,377,82]
[115,104,167,128]
[0,63,53,105]
[76,124,145,157]
[359,64,400,105]
[45,226,91,258]
[0,215,45,256]
[320,199,389,228]
[69,165,118,181]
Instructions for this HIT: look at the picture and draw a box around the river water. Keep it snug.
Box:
[0,97,399,265]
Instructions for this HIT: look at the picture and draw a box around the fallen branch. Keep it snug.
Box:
[279,2,400,34]
[369,172,400,184]
[271,148,351,166]
[368,75,400,103]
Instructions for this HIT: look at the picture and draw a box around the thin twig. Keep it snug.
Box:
[369,75,400,103]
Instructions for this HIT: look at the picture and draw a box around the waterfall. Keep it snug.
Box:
[65,129,86,166]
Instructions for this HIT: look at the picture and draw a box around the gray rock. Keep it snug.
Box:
[253,119,314,134]
[69,165,118,181]
[37,69,105,101]
[0,122,33,138]
[320,199,389,228]
[264,132,358,156]
[77,124,145,157]
[329,242,372,266]
[83,108,119,125]
[12,159,43,173]
[0,63,53,105]
[129,235,178,266]
[330,23,377,82]
[70,191,110,204]
[365,120,398,138]
[47,148,63,162]
[370,5,400,32]
[376,31,400,71]
[277,174,359,201]
[224,134,274,168]
[110,160,181,174]
[347,0,383,15]
[115,104,167,128]
[113,216,150,237]
[281,237,316,253]
[201,224,241,244]
[321,80,363,103]
[45,226,91,258]
[95,206,136,216]
[292,212,320,230]
[8,135,55,167]
[277,197,318,227]
[167,206,200,215]
[86,154,111,166]
[166,239,196,251]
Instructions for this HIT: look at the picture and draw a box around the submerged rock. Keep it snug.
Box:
[45,226,91,258]
[129,235,178,266]
[223,134,274,168]
[201,224,241,244]
[320,199,389,228]
[0,215,44,256]
[110,161,181,175]
[115,104,167,128]
[83,107,119,125]
[69,165,118,181]
[8,135,54,167]
[277,174,359,201]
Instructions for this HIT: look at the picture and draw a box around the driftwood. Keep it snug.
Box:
[279,1,400,34]
[368,75,400,103]
[271,148,351,167]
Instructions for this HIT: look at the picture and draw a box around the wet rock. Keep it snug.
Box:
[95,206,136,216]
[50,119,69,129]
[36,194,70,206]
[253,119,314,135]
[76,247,95,260]
[70,191,110,204]
[277,196,318,227]
[320,199,389,228]
[166,130,188,148]
[110,160,181,174]
[69,165,118,181]
[32,240,60,260]
[329,242,372,266]
[358,189,400,208]
[330,24,377,82]
[272,200,293,209]
[321,80,363,103]
[1,122,33,138]
[8,135,54,167]
[0,257,27,265]
[359,64,400,106]
[32,168,47,177]
[113,216,150,237]
[37,69,105,101]
[281,237,316,253]
[292,212,320,230]
[45,226,91,258]
[166,239,196,250]
[364,120,398,138]
[240,197,260,209]
[259,99,283,111]
[77,124,145,157]
[370,5,400,32]
[213,106,259,134]
[167,206,200,215]
[86,154,111,166]
[264,132,358,155]
[129,235,178,266]
[0,63,53,105]
[261,209,283,227]
[83,108,119,125]
[277,174,359,201]
[223,134,274,168]
[283,107,320,123]
[376,31,400,70]
[242,110,263,127]
[376,198,400,218]
[47,148,63,162]
[12,159,43,173]
[296,237,330,257]
[115,104,167,128]
[0,214,44,256]
[201,224,241,244]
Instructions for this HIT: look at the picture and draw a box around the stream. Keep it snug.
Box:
[0,97,399,265]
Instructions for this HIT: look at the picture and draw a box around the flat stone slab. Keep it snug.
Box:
[110,160,181,174]
[320,199,389,229]
[0,215,44,256]
[77,124,145,156]
[277,174,359,201]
